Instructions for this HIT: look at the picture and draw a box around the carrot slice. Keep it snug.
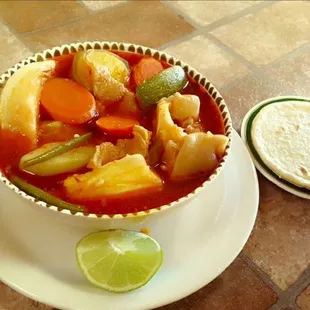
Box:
[133,57,164,86]
[40,78,98,125]
[96,115,139,136]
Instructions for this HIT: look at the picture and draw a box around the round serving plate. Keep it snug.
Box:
[241,96,310,200]
[0,130,259,310]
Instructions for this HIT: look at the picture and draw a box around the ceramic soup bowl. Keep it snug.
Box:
[0,41,232,229]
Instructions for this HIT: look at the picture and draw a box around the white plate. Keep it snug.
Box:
[0,130,259,310]
[241,96,310,200]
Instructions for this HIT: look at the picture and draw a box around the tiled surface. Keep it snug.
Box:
[22,1,194,52]
[267,49,310,97]
[0,282,52,310]
[297,285,310,310]
[165,0,260,26]
[0,22,32,74]
[159,257,277,310]
[163,35,250,88]
[211,1,310,67]
[220,72,283,131]
[1,1,310,309]
[0,1,88,33]
[243,175,310,290]
[81,0,127,11]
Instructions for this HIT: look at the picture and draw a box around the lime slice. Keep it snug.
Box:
[76,230,163,293]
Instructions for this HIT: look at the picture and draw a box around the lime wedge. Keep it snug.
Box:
[76,230,163,293]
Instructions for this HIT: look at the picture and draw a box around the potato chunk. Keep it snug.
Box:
[169,92,200,122]
[64,154,163,200]
[72,50,129,103]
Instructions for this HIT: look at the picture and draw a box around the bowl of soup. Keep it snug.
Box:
[0,41,232,226]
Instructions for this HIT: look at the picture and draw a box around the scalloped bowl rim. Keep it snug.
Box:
[0,41,233,220]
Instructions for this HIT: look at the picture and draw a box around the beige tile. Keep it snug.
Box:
[166,0,260,26]
[297,285,310,310]
[0,0,88,34]
[267,49,310,97]
[243,175,310,290]
[0,282,52,309]
[82,0,126,11]
[221,72,285,131]
[163,35,250,89]
[23,1,195,52]
[158,257,277,310]
[0,23,32,74]
[211,1,310,67]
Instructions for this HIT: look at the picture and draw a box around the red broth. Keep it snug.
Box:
[0,51,225,215]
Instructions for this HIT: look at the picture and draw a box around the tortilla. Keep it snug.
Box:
[251,100,310,190]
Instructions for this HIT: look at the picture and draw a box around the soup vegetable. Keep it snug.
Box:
[0,50,228,215]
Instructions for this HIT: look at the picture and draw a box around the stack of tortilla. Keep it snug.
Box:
[251,100,310,190]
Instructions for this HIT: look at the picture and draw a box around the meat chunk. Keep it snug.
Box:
[87,142,125,169]
[87,125,152,168]
[117,125,151,157]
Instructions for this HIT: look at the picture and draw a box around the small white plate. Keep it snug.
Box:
[241,96,310,200]
[0,130,259,310]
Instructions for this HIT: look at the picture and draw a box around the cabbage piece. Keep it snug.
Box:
[155,97,186,148]
[171,132,229,179]
[64,154,163,200]
[0,61,56,147]
[162,140,180,172]
[169,92,200,122]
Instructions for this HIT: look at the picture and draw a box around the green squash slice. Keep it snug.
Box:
[136,66,188,107]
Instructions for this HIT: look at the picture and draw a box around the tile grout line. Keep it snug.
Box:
[276,267,310,309]
[0,16,35,53]
[161,0,278,32]
[156,28,202,50]
[240,253,284,296]
[20,1,129,38]
[220,41,309,95]
[160,0,202,29]
[203,32,258,72]
[257,41,310,74]
[202,0,279,33]
[220,40,310,96]
[241,253,310,310]
[159,0,278,73]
